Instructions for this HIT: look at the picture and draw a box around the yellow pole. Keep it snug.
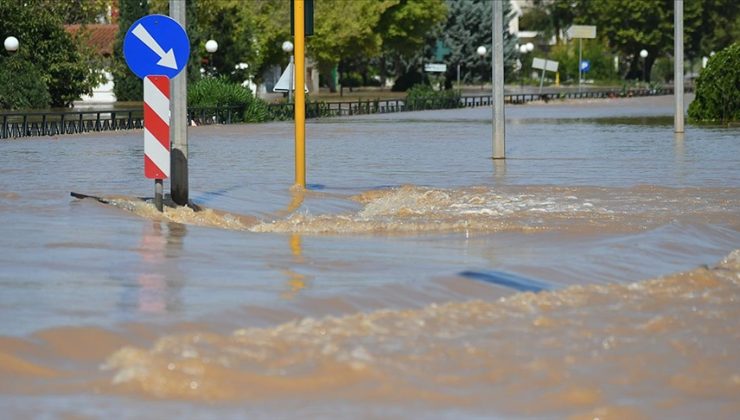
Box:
[294,0,306,187]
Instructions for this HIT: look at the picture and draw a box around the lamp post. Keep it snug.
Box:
[282,40,294,103]
[518,42,534,92]
[640,49,648,85]
[205,39,218,76]
[4,36,19,53]
[476,45,487,90]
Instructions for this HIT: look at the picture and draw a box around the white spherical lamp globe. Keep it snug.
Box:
[476,46,487,56]
[4,36,19,52]
[526,42,534,52]
[639,49,648,58]
[282,41,294,53]
[205,39,218,53]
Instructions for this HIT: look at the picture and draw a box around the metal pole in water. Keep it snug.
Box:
[170,0,189,205]
[674,0,684,133]
[294,0,306,187]
[492,0,505,159]
[155,179,163,212]
[578,38,582,93]
[288,54,294,104]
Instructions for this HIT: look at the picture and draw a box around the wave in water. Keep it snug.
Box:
[92,250,740,417]
[77,185,740,236]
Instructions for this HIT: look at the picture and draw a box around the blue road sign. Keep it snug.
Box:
[580,59,591,73]
[123,14,190,79]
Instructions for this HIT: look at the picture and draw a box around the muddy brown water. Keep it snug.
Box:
[0,95,738,418]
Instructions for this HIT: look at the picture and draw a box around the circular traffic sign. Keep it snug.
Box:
[123,14,190,79]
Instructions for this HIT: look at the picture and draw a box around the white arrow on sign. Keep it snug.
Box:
[132,23,178,69]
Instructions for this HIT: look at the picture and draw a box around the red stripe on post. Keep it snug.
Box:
[143,103,170,149]
[149,75,170,98]
[144,155,167,179]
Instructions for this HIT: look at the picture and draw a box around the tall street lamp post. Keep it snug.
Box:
[282,41,294,103]
[476,45,487,90]
[518,42,534,92]
[205,39,218,76]
[640,49,649,85]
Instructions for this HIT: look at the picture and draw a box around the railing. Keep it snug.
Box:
[1,87,691,139]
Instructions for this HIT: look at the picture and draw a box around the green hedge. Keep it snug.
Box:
[688,43,740,124]
[404,85,462,111]
[188,77,271,123]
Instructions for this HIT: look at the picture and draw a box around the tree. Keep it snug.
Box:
[0,56,52,110]
[575,0,736,81]
[376,0,448,87]
[439,0,517,86]
[40,0,111,24]
[113,0,149,101]
[308,0,396,91]
[519,0,575,44]
[0,0,101,108]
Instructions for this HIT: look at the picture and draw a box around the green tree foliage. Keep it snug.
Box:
[519,0,574,44]
[0,56,52,110]
[688,43,740,124]
[548,39,618,83]
[521,0,737,82]
[576,0,675,81]
[439,0,517,85]
[309,0,395,79]
[40,0,111,24]
[113,0,149,102]
[0,0,100,108]
[376,0,448,85]
[150,0,261,84]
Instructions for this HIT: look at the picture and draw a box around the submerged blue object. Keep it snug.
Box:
[459,270,551,293]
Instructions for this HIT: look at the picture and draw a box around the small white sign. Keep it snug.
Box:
[532,57,559,72]
[566,25,597,39]
[424,63,447,73]
[273,62,308,93]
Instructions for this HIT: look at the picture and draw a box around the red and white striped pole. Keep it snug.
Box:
[143,75,170,211]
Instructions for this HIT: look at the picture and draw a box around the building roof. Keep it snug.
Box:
[64,24,117,56]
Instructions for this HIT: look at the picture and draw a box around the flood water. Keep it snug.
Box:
[1,95,739,418]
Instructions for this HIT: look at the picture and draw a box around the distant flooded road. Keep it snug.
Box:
[1,95,738,418]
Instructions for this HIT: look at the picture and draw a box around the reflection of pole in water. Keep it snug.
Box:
[282,234,308,299]
[134,222,186,313]
[281,189,310,299]
[673,132,687,183]
[492,158,507,183]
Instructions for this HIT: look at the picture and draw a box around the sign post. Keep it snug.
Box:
[532,57,559,94]
[123,13,189,211]
[144,76,170,211]
[566,25,596,93]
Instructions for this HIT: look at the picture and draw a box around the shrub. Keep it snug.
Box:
[688,43,740,124]
[188,77,271,123]
[404,85,461,111]
[0,56,51,110]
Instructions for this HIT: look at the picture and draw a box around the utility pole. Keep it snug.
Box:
[492,0,505,159]
[674,0,684,133]
[294,0,306,187]
[170,0,189,205]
